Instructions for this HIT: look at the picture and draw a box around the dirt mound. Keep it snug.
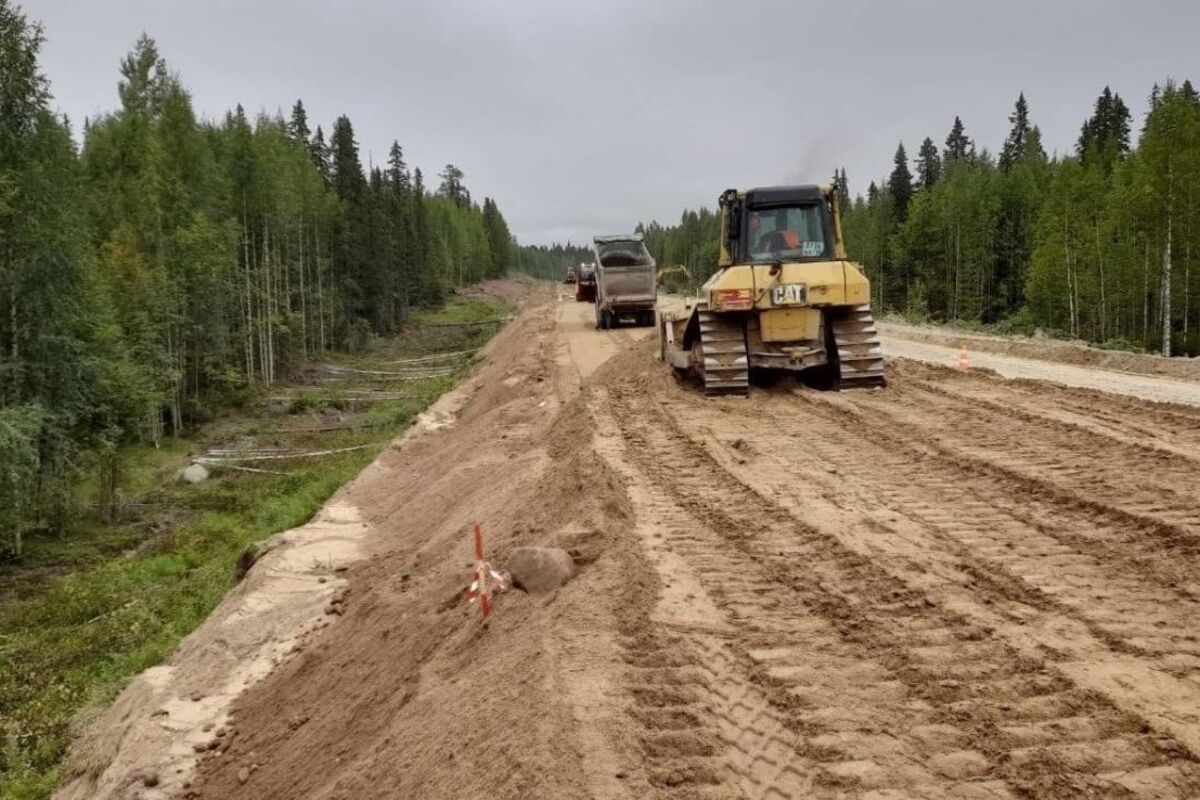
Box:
[181,287,661,799]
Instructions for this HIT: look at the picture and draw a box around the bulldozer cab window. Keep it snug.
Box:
[746,205,828,261]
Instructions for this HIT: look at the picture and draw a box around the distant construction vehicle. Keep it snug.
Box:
[564,266,576,284]
[593,234,657,328]
[656,264,691,289]
[575,262,596,303]
[659,185,884,395]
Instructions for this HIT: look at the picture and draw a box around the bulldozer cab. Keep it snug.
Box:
[718,186,847,269]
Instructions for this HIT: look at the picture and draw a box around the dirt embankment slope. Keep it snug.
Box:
[69,287,1200,800]
[177,286,661,800]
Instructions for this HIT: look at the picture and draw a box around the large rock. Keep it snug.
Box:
[507,547,575,592]
[178,463,210,484]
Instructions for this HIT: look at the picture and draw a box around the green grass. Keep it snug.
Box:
[0,295,509,799]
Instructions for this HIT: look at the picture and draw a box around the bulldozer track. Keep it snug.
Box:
[593,373,1200,798]
[744,393,1200,667]
[697,310,750,396]
[830,304,886,389]
[595,383,1200,800]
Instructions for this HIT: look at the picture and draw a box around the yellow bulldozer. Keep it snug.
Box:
[659,185,885,395]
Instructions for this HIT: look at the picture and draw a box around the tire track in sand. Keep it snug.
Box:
[599,379,1200,799]
[593,392,818,799]
[689,387,1200,759]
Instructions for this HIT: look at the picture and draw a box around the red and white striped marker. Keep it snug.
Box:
[465,523,506,618]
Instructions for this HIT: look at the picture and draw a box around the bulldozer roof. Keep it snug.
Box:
[744,185,825,207]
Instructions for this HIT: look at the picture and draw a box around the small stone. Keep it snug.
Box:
[237,766,251,784]
[317,576,328,584]
[203,722,214,732]
[140,769,160,787]
[324,603,343,616]
[666,769,686,787]
[182,781,191,790]
[615,770,628,779]
[190,693,204,702]
[192,743,207,753]
[216,728,227,738]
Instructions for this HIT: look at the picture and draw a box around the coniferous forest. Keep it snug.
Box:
[0,4,512,555]
[631,84,1200,357]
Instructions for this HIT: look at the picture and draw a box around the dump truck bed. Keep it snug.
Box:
[594,235,657,318]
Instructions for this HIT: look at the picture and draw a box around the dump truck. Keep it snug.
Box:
[593,234,657,329]
[575,262,597,302]
[659,185,884,395]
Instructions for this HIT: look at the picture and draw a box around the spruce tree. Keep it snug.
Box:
[1000,93,1032,171]
[482,198,512,277]
[888,142,914,222]
[386,140,413,315]
[437,164,470,209]
[386,140,410,191]
[309,125,331,182]
[916,137,941,188]
[288,99,310,144]
[1077,86,1131,170]
[329,115,364,202]
[412,167,439,305]
[831,168,850,208]
[944,116,972,165]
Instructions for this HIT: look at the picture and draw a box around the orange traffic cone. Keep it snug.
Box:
[959,344,969,372]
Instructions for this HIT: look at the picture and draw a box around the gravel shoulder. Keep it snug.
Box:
[881,331,1200,407]
[879,319,1200,381]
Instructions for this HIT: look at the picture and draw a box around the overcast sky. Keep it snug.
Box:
[27,0,1200,245]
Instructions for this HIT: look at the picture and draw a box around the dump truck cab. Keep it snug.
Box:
[660,184,884,395]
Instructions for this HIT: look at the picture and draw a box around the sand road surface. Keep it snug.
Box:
[66,284,1200,799]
